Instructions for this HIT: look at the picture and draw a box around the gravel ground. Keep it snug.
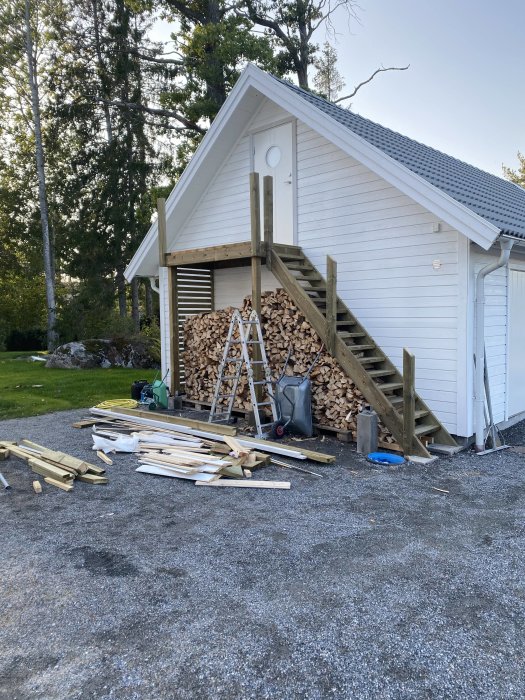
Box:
[1,409,524,700]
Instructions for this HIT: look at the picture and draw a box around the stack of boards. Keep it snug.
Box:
[87,407,335,490]
[0,439,107,492]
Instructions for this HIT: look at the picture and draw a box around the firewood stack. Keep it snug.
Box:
[183,288,393,441]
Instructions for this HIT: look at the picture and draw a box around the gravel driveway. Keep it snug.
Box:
[1,409,524,699]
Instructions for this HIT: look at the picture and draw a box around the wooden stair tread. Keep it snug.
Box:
[345,344,376,352]
[358,356,385,365]
[379,382,403,392]
[367,369,396,377]
[339,332,366,339]
[414,423,440,436]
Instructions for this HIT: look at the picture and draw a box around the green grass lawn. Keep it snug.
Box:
[0,351,151,420]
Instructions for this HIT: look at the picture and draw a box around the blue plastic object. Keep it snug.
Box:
[367,452,406,466]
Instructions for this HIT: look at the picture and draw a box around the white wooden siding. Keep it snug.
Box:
[296,120,462,434]
[171,135,252,252]
[214,266,279,310]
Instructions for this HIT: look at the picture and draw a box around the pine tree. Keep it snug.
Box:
[314,42,344,101]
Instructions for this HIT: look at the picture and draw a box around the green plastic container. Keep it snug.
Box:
[152,379,168,409]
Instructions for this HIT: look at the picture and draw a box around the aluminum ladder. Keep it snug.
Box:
[208,309,278,438]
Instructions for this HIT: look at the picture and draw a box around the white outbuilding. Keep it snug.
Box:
[126,64,525,453]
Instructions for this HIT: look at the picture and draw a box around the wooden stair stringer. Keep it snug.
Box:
[270,248,457,458]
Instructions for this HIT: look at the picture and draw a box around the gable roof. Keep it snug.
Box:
[276,77,525,239]
[126,64,522,280]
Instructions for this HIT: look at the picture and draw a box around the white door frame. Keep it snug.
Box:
[249,119,297,245]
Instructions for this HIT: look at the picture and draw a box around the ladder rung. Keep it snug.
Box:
[246,341,262,344]
[256,401,273,407]
[218,394,234,399]
[252,380,270,385]
[221,375,239,380]
[241,320,259,324]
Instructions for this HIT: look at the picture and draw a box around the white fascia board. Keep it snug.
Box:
[247,68,501,250]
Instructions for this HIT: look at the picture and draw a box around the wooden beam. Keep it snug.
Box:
[326,256,337,355]
[250,172,263,398]
[196,479,291,490]
[263,175,273,271]
[165,241,260,267]
[168,267,180,394]
[250,172,261,256]
[402,348,416,455]
[157,198,167,268]
[106,407,238,436]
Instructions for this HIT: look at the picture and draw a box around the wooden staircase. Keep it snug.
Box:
[269,243,458,458]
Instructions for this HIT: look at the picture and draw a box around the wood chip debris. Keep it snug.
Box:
[0,440,107,492]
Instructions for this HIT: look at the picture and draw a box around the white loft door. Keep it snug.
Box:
[508,269,525,417]
[253,122,294,245]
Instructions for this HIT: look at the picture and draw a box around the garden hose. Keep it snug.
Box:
[94,399,138,410]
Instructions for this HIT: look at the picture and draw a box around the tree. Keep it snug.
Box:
[314,41,344,101]
[0,0,59,349]
[503,152,525,188]
[241,0,357,89]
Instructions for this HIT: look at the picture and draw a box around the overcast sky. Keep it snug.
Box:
[329,0,524,177]
[153,0,524,178]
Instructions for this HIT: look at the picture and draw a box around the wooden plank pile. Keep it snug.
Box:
[0,439,107,492]
[183,288,394,442]
[88,407,335,488]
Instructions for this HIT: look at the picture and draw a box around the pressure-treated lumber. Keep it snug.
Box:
[165,241,261,267]
[157,197,167,268]
[97,451,113,465]
[196,479,291,489]
[108,407,237,436]
[28,457,74,482]
[32,480,42,494]
[77,474,109,485]
[44,477,74,492]
[402,348,416,455]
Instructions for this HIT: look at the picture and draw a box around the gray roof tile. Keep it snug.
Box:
[276,77,525,239]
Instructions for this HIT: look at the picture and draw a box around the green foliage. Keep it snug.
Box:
[0,352,138,419]
[503,152,525,188]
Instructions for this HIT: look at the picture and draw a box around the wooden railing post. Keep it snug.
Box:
[326,256,337,355]
[403,348,416,455]
[249,172,263,400]
[157,198,167,268]
[263,175,273,271]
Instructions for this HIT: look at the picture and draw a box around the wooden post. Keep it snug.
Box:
[157,198,167,268]
[168,267,180,395]
[326,256,337,355]
[263,175,273,271]
[250,172,263,400]
[403,348,416,455]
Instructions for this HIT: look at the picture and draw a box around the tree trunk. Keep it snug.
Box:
[131,278,140,332]
[24,0,57,350]
[145,279,153,318]
[92,0,113,143]
[116,267,127,316]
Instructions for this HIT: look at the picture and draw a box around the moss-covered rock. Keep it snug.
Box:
[46,338,161,369]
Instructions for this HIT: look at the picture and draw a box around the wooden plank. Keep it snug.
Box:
[108,407,237,436]
[32,480,42,494]
[136,465,219,481]
[326,255,337,355]
[263,175,273,271]
[0,448,9,460]
[29,458,75,482]
[168,266,180,394]
[250,172,261,256]
[403,348,416,455]
[78,473,109,485]
[44,477,74,492]
[157,198,167,268]
[166,241,258,267]
[196,479,291,490]
[97,451,113,465]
